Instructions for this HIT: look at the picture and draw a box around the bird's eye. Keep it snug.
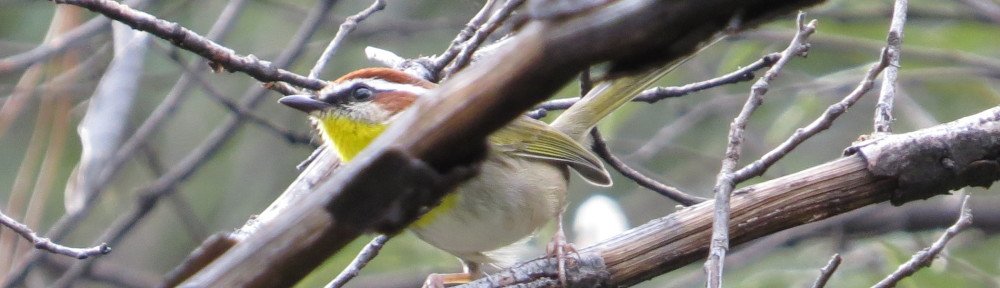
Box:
[350,87,374,102]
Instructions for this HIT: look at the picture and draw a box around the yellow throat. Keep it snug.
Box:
[313,114,386,162]
[313,113,457,228]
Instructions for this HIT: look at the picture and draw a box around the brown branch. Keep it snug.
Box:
[49,0,326,91]
[464,106,1000,287]
[706,13,816,288]
[871,195,973,288]
[873,0,907,134]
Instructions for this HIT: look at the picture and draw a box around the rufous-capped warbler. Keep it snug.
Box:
[279,65,673,285]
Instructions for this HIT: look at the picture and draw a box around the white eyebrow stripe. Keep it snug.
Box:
[328,78,430,96]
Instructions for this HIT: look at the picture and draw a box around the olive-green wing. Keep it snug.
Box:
[490,116,612,186]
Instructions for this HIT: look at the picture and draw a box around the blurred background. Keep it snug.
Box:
[1,0,998,287]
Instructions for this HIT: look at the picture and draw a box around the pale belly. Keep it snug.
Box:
[409,152,568,265]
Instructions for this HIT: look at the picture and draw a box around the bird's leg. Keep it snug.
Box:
[421,261,479,288]
[421,273,471,288]
[546,206,577,287]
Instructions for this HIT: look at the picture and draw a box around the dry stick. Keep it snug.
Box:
[872,195,973,288]
[873,0,907,134]
[590,129,708,206]
[731,48,892,183]
[324,235,390,288]
[528,53,779,118]
[429,0,498,80]
[810,254,842,288]
[10,0,337,286]
[705,13,816,288]
[440,0,526,79]
[308,0,387,79]
[49,0,327,91]
[0,209,109,260]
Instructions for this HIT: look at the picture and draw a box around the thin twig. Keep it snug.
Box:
[590,129,708,205]
[429,0,498,80]
[527,53,779,118]
[324,235,391,288]
[578,69,705,205]
[705,12,816,288]
[0,209,110,260]
[810,254,842,288]
[49,0,327,91]
[731,48,892,183]
[873,0,907,134]
[872,195,973,288]
[308,0,387,79]
[440,0,525,79]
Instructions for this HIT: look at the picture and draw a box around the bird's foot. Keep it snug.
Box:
[422,273,471,288]
[546,212,577,287]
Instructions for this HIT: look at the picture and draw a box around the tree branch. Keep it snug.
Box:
[0,209,109,260]
[706,13,816,288]
[464,105,1000,287]
[48,0,326,91]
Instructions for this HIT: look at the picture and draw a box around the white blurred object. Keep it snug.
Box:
[573,194,629,247]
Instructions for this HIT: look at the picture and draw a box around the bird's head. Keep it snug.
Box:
[279,68,435,125]
[279,68,436,161]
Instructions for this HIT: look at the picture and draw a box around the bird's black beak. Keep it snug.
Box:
[278,95,332,114]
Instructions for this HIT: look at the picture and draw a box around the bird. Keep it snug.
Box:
[279,65,676,286]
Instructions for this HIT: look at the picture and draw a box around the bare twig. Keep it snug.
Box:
[429,0,498,80]
[0,209,110,260]
[873,0,907,134]
[810,254,842,288]
[308,0,387,79]
[528,53,779,118]
[324,235,392,288]
[705,12,816,288]
[49,0,326,91]
[731,48,892,183]
[872,195,973,288]
[590,129,708,206]
[440,0,525,79]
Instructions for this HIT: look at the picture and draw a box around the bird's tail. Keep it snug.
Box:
[549,37,723,141]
